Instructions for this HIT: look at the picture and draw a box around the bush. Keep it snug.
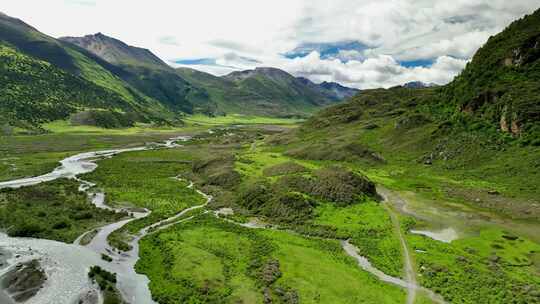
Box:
[8,220,45,237]
[70,110,135,129]
[275,166,377,206]
[52,220,71,230]
[263,162,309,177]
[311,166,376,205]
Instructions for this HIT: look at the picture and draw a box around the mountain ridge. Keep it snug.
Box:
[0,11,359,128]
[60,33,169,68]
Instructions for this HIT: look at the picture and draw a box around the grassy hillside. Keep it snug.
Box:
[0,13,152,105]
[0,12,175,128]
[1,12,357,126]
[60,34,217,114]
[177,67,352,118]
[273,9,540,216]
[0,44,146,128]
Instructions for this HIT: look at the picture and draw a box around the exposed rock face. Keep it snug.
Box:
[1,259,46,302]
[260,259,282,285]
[503,33,540,67]
[499,105,522,136]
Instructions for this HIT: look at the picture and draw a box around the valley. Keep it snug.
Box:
[1,5,540,304]
[0,118,538,303]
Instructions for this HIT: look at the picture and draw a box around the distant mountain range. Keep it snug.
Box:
[401,81,438,89]
[0,12,359,128]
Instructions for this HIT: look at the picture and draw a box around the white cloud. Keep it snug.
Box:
[1,0,538,88]
[280,52,468,89]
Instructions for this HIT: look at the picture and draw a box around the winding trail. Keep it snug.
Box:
[377,186,447,304]
[379,187,418,304]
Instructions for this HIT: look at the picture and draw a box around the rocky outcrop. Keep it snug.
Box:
[499,105,522,136]
[1,259,46,302]
[503,33,540,67]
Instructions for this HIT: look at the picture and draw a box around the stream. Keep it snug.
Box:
[0,136,195,304]
[0,134,444,304]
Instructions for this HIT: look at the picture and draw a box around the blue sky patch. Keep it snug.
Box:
[398,58,435,68]
[174,58,217,65]
[284,40,370,62]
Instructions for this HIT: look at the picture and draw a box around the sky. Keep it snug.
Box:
[2,0,539,89]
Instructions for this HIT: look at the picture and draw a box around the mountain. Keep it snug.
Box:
[401,81,437,89]
[274,8,540,204]
[59,33,213,114]
[442,9,540,138]
[176,67,358,117]
[297,77,359,100]
[0,43,140,128]
[0,11,357,128]
[61,33,167,68]
[223,67,332,107]
[60,35,358,118]
[0,13,170,128]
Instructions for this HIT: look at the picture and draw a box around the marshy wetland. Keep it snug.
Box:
[0,120,538,304]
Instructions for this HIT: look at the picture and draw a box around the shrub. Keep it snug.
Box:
[8,220,45,237]
[275,166,377,206]
[263,162,309,177]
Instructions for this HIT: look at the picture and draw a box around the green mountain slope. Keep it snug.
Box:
[0,43,147,128]
[61,33,167,67]
[0,12,154,106]
[177,67,358,117]
[275,9,540,204]
[224,67,341,109]
[443,9,540,140]
[60,33,214,114]
[0,11,357,128]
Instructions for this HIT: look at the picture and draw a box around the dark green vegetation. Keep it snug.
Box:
[0,12,170,129]
[137,214,405,304]
[0,179,125,242]
[0,44,137,128]
[443,9,540,143]
[88,266,124,304]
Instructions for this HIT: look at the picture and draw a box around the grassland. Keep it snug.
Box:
[82,148,206,250]
[2,113,539,304]
[137,214,406,304]
[407,225,540,303]
[0,121,208,182]
[232,141,403,277]
[313,202,403,277]
[183,114,302,126]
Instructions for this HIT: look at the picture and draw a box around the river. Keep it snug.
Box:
[0,134,446,304]
[0,136,195,304]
